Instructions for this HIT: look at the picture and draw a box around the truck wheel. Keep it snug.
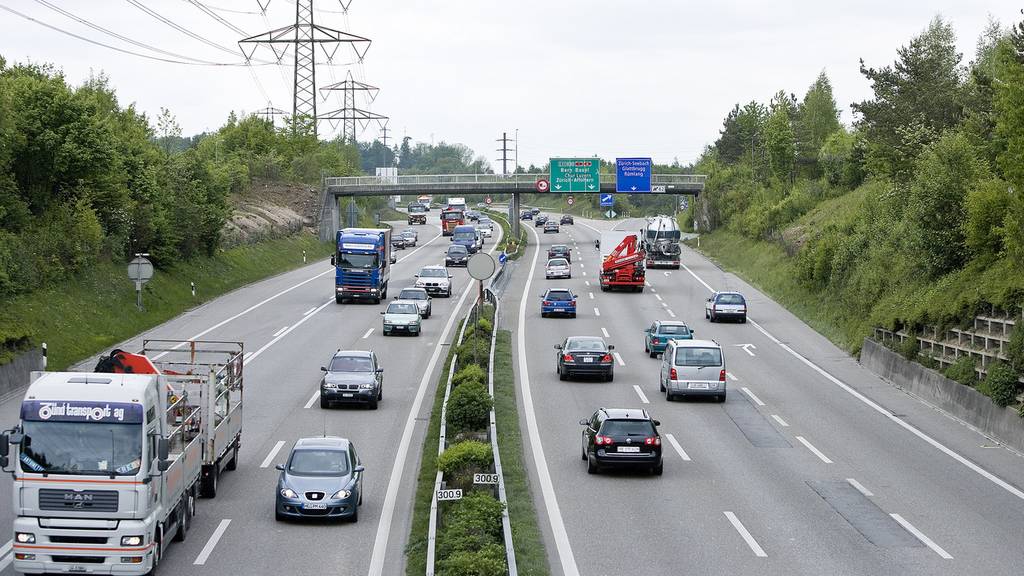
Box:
[146,527,163,575]
[225,444,238,471]
[173,495,190,542]
[201,467,219,498]
[336,296,344,304]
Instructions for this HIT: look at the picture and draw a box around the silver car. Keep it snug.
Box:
[659,339,726,402]
[400,229,418,246]
[415,265,453,297]
[545,258,571,279]
[380,300,422,336]
[397,287,432,318]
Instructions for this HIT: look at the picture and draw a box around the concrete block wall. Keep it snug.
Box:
[0,348,43,401]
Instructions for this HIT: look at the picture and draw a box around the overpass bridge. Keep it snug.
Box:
[318,173,705,240]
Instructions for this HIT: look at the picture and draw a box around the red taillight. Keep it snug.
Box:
[563,354,574,362]
[670,368,678,380]
[651,337,660,344]
[644,436,661,446]
[543,301,552,306]
[720,369,727,382]
[601,353,612,362]
[594,435,614,446]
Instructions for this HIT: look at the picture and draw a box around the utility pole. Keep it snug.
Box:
[238,1,371,138]
[379,125,390,148]
[251,103,285,125]
[496,132,514,176]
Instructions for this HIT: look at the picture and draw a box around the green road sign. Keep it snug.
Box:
[550,158,600,193]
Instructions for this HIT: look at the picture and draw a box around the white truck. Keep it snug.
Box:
[0,339,244,574]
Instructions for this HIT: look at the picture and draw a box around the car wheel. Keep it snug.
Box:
[541,312,547,318]
[659,379,665,392]
[741,315,747,324]
[653,462,664,476]
[275,509,285,522]
[605,371,614,382]
[570,312,577,318]
[709,312,716,322]
[649,350,657,358]
[581,443,587,461]
[320,395,329,409]
[666,388,674,402]
[705,309,709,319]
[717,393,727,403]
[559,367,568,381]
[377,386,383,401]
[225,443,239,471]
[369,398,379,410]
[349,505,359,523]
[586,455,598,475]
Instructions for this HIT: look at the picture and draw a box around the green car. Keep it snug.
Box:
[381,300,422,336]
[643,320,694,357]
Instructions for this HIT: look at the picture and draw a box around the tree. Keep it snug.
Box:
[155,107,181,154]
[765,91,796,182]
[964,178,1011,260]
[714,104,745,163]
[795,71,841,174]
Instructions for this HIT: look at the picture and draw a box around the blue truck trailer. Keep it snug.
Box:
[333,228,392,304]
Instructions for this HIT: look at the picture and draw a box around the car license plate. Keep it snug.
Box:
[304,502,327,510]
[617,446,640,453]
[688,382,709,389]
[343,393,354,397]
[583,357,594,363]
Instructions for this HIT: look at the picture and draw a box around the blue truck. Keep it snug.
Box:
[333,228,393,304]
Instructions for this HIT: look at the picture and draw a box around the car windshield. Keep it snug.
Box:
[387,303,419,315]
[449,246,468,254]
[566,338,606,351]
[717,294,745,305]
[600,420,656,436]
[287,449,349,476]
[20,421,142,476]
[658,325,690,335]
[420,268,446,277]
[548,259,568,267]
[402,231,415,237]
[674,347,723,367]
[329,356,373,372]
[454,232,475,242]
[546,291,573,301]
[400,290,427,300]
[338,252,378,269]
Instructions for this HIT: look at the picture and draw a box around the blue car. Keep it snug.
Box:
[275,437,364,522]
[643,320,694,358]
[541,288,577,318]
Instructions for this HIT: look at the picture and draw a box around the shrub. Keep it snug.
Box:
[452,364,486,389]
[437,440,492,491]
[437,543,506,576]
[438,492,505,558]
[899,333,920,361]
[944,356,979,387]
[1007,322,1024,374]
[475,317,493,337]
[981,362,1020,407]
[446,381,492,434]
[456,336,490,369]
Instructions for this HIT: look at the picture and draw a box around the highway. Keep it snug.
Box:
[0,218,502,575]
[505,213,1024,576]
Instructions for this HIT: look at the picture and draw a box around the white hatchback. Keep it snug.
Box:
[545,258,571,279]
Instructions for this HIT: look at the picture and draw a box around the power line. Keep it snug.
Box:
[124,0,268,61]
[201,2,263,15]
[184,0,249,36]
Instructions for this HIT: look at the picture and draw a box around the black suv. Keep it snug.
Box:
[547,244,572,263]
[560,214,574,225]
[580,408,663,475]
[445,244,469,267]
[534,215,548,227]
[320,350,383,409]
[521,211,533,220]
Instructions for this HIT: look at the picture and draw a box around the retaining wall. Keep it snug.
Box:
[860,338,1024,454]
[0,348,43,401]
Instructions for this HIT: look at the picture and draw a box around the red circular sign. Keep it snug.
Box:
[567,196,575,206]
[535,179,550,193]
[485,196,492,205]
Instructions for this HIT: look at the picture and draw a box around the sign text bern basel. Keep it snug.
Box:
[550,158,600,192]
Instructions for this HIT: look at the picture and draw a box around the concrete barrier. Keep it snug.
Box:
[860,338,1024,454]
[0,347,44,401]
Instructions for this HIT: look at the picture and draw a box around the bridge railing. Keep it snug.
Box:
[324,173,707,188]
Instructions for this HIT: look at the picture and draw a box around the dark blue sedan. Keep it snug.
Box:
[541,288,577,318]
[275,437,364,522]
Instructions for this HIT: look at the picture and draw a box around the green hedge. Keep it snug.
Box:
[438,492,506,564]
[944,356,979,387]
[446,381,492,435]
[452,364,487,389]
[437,440,493,492]
[979,362,1020,407]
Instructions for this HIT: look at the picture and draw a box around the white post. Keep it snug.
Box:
[191,282,196,297]
[303,250,307,264]
[41,342,47,370]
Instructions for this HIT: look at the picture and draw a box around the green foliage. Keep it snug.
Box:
[446,381,492,434]
[437,440,493,491]
[944,356,979,386]
[437,544,507,576]
[476,318,494,337]
[456,336,491,370]
[765,91,796,181]
[818,128,864,187]
[899,333,920,361]
[437,492,505,562]
[979,362,1020,407]
[994,37,1024,192]
[1007,322,1024,374]
[795,72,842,173]
[452,364,487,389]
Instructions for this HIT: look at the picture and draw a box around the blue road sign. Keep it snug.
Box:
[616,157,652,193]
[498,252,507,265]
[600,193,615,207]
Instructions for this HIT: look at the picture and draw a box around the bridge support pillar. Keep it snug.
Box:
[320,194,340,242]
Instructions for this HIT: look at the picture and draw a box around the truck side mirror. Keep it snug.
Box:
[0,434,8,457]
[157,459,170,472]
[157,437,169,461]
[331,255,336,266]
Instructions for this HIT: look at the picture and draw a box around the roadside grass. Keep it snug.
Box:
[493,329,550,575]
[483,209,528,260]
[0,234,334,370]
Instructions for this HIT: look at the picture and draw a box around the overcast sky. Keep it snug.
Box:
[1,1,1019,170]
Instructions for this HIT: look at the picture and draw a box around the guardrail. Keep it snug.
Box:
[485,288,517,575]
[324,173,707,188]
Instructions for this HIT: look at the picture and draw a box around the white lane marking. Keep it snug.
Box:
[601,327,610,338]
[0,540,10,556]
[302,306,317,316]
[193,519,232,565]
[770,414,789,427]
[515,224,580,576]
[588,292,594,300]
[369,230,505,576]
[679,259,1024,502]
[666,309,677,318]
[891,514,953,559]
[0,552,11,572]
[734,343,757,356]
[362,327,374,339]
[581,271,587,276]
[665,433,691,461]
[303,389,320,409]
[242,352,254,363]
[727,371,738,381]
[651,288,657,293]
[645,281,652,287]
[664,271,671,276]
[272,326,289,338]
[632,384,649,404]
[654,294,663,301]
[593,307,601,317]
[846,478,873,497]
[259,441,286,468]
[796,436,833,464]
[585,281,590,287]
[613,352,626,367]
[661,301,668,308]
[724,511,767,557]
[244,300,332,366]
[741,387,765,406]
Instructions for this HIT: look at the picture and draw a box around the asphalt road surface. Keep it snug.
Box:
[502,213,1024,576]
[0,219,501,576]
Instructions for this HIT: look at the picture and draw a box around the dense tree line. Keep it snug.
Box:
[688,14,1024,340]
[0,58,361,300]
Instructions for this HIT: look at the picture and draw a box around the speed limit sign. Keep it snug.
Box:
[535,179,550,193]
[567,196,575,206]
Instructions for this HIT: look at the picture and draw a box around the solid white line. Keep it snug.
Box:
[796,436,833,464]
[362,327,374,339]
[594,307,601,317]
[666,309,676,318]
[613,352,626,367]
[272,326,289,338]
[727,371,738,381]
[515,224,580,576]
[679,259,1024,503]
[193,519,231,565]
[259,440,286,468]
[242,352,254,363]
[302,306,317,316]
[846,478,873,497]
[724,511,767,557]
[0,552,11,572]
[303,389,320,409]
[741,387,765,406]
[771,414,789,427]
[665,433,691,461]
[588,292,594,300]
[661,301,668,308]
[632,384,649,404]
[368,231,505,576]
[654,294,663,301]
[244,300,332,366]
[890,514,953,559]
[601,327,610,338]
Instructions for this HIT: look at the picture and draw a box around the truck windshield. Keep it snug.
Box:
[443,212,462,221]
[20,421,143,476]
[338,252,378,269]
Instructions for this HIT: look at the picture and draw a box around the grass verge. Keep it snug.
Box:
[0,234,334,370]
[483,209,528,260]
